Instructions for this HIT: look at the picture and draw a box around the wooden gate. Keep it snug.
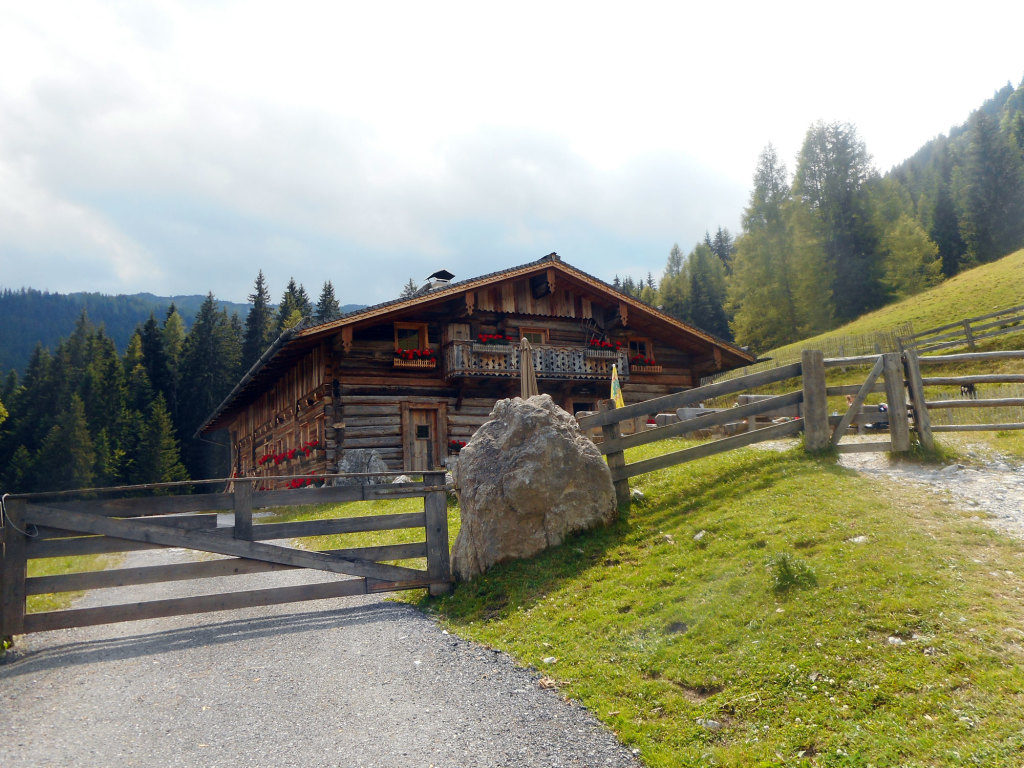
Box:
[1,473,452,642]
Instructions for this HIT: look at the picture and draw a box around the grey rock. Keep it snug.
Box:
[333,449,389,486]
[451,394,617,581]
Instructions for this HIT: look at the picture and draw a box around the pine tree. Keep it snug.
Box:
[162,304,186,423]
[276,278,311,334]
[2,445,34,492]
[315,280,342,323]
[179,294,243,479]
[686,244,731,339]
[140,313,170,397]
[242,271,275,370]
[400,278,419,298]
[135,394,189,487]
[35,395,96,491]
[792,121,883,324]
[957,110,1024,263]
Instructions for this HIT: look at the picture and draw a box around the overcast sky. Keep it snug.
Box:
[2,1,1022,306]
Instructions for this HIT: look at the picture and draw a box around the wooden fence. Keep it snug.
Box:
[898,303,1024,354]
[1,473,452,642]
[699,323,915,387]
[582,349,1024,505]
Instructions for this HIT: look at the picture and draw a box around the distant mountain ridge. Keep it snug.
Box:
[0,287,362,374]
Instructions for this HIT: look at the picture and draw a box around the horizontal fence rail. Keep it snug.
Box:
[899,303,1024,354]
[1,473,452,640]
[585,347,1024,501]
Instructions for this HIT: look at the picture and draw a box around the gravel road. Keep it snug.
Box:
[0,547,643,768]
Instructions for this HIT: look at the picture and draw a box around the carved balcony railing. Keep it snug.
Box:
[443,340,630,381]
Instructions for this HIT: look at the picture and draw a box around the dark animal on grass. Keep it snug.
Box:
[960,382,977,399]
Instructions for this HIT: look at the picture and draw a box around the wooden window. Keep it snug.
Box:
[519,327,549,345]
[629,338,653,360]
[394,322,428,351]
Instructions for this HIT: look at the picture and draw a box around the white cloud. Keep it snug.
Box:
[0,0,1022,301]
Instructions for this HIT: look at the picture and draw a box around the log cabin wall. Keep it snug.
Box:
[229,344,330,486]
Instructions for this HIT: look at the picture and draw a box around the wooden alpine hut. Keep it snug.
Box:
[196,253,754,484]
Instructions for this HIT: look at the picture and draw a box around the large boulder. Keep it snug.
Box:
[333,449,389,486]
[451,394,616,580]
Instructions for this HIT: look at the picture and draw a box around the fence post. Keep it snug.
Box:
[423,471,452,596]
[599,400,631,509]
[801,350,829,451]
[1,498,29,643]
[962,319,976,350]
[233,478,253,540]
[882,352,911,453]
[902,349,934,451]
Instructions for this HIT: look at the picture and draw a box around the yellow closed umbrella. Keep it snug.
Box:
[610,363,625,409]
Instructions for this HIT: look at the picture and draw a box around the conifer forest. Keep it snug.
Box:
[2,77,1024,492]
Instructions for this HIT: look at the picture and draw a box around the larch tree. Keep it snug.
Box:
[728,144,803,351]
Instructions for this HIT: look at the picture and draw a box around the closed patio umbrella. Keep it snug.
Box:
[520,337,539,398]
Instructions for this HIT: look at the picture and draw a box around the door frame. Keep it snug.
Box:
[400,401,448,472]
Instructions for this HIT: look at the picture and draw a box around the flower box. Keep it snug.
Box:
[585,349,620,358]
[631,365,663,374]
[394,358,437,369]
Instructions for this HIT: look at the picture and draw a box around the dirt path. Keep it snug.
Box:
[0,546,642,768]
[837,442,1024,538]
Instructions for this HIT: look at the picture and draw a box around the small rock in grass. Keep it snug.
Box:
[887,636,905,646]
[542,656,558,665]
[846,535,868,544]
[693,530,707,542]
[696,717,722,731]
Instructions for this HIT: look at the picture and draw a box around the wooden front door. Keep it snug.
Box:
[401,403,447,472]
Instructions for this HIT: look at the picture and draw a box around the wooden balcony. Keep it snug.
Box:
[443,340,630,381]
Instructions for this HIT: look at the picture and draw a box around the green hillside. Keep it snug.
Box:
[766,248,1024,363]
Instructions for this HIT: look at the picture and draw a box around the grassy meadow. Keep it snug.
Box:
[419,440,1024,767]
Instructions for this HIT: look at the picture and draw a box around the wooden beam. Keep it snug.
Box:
[1,498,28,640]
[23,579,375,633]
[618,301,629,328]
[423,472,452,596]
[234,478,253,540]
[882,352,911,452]
[919,374,1024,386]
[578,361,803,429]
[903,348,934,451]
[26,543,428,595]
[801,350,829,451]
[340,326,353,354]
[931,423,1024,432]
[614,419,803,481]
[924,398,1024,409]
[599,391,803,456]
[24,506,421,584]
[831,356,884,446]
